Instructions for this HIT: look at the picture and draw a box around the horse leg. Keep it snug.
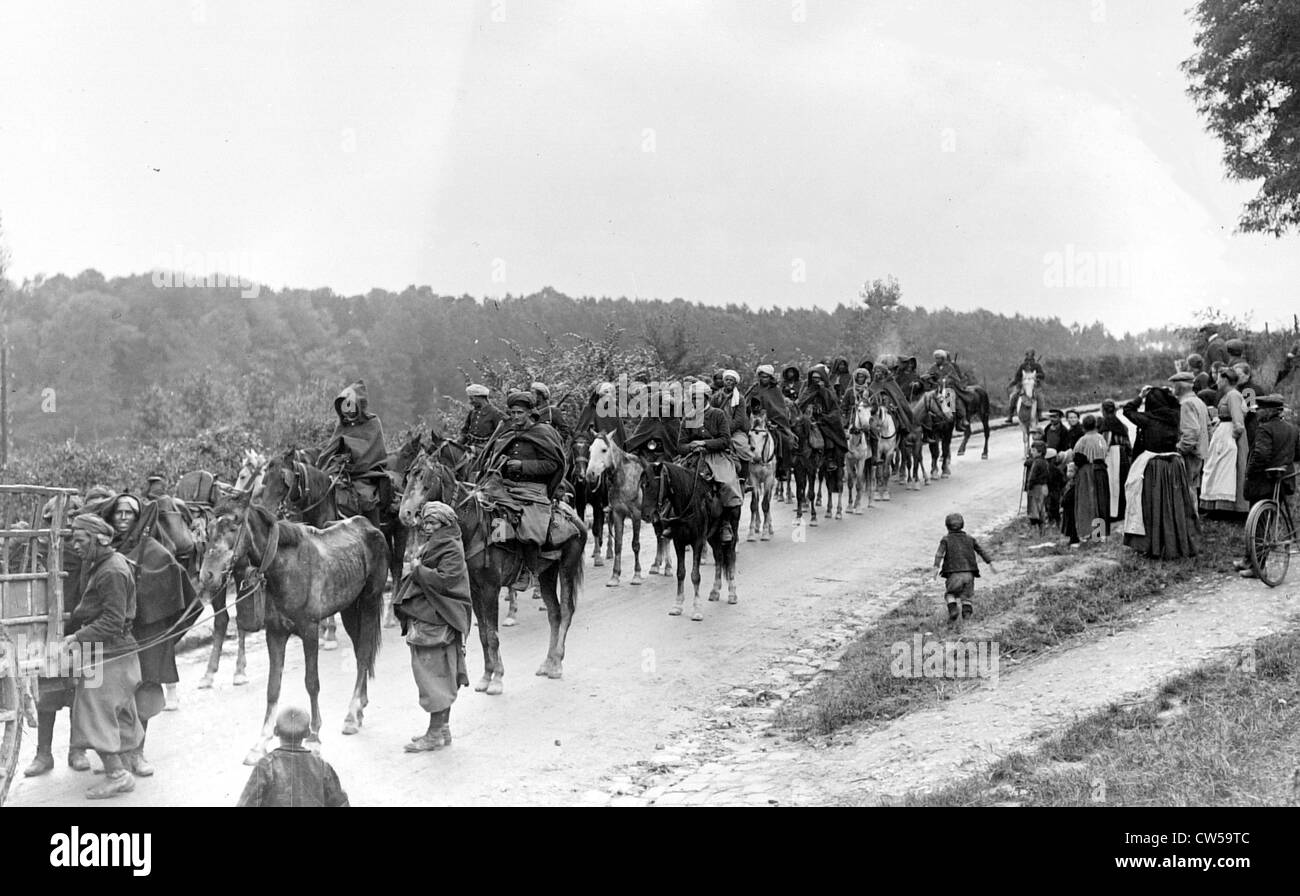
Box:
[234,629,249,686]
[762,486,774,538]
[199,587,228,689]
[725,532,739,604]
[321,613,338,651]
[535,564,567,680]
[630,511,644,585]
[248,626,289,765]
[690,542,705,621]
[591,497,605,567]
[981,409,990,460]
[669,541,688,616]
[302,628,324,741]
[709,537,723,602]
[605,508,615,559]
[607,512,623,587]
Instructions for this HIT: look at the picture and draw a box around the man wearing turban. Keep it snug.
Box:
[319,379,389,524]
[460,384,504,452]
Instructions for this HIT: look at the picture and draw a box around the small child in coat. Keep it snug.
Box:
[237,706,350,807]
[934,513,996,622]
[1024,441,1051,535]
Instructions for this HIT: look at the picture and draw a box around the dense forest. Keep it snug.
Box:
[3,269,1186,449]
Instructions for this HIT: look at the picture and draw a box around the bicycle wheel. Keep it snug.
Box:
[1246,500,1290,587]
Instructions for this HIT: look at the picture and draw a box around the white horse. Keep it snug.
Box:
[845,400,874,513]
[1016,369,1040,457]
[747,411,777,540]
[870,402,899,502]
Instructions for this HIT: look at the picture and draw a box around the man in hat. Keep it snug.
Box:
[1041,409,1069,456]
[1172,371,1211,501]
[64,513,143,799]
[460,384,504,452]
[479,391,567,590]
[319,379,389,525]
[1006,350,1047,424]
[1239,395,1299,577]
[529,382,570,441]
[1225,338,1247,366]
[1186,353,1210,393]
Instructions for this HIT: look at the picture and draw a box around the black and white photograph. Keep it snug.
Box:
[0,0,1296,838]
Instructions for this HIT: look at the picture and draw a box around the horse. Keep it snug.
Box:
[868,399,900,502]
[643,456,739,620]
[568,433,608,568]
[197,491,387,765]
[398,453,586,690]
[788,407,822,527]
[814,416,846,520]
[917,384,955,479]
[746,410,777,540]
[586,432,647,586]
[845,399,875,514]
[1016,369,1041,456]
[945,375,991,460]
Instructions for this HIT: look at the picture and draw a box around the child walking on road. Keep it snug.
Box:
[236,707,350,807]
[934,513,996,623]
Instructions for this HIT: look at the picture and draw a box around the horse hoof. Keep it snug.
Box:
[981,452,989,460]
[631,574,644,585]
[502,617,517,627]
[197,676,214,690]
[669,606,683,616]
[690,612,704,622]
[727,594,738,605]
[835,510,842,520]
[233,672,249,687]
[809,520,818,527]
[593,557,604,567]
[746,533,756,542]
[606,578,620,588]
[474,677,491,693]
[322,640,339,652]
[708,590,720,602]
[342,723,359,736]
[486,678,504,695]
[760,533,771,541]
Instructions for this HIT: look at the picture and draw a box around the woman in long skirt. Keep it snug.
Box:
[393,501,471,752]
[1201,368,1250,513]
[1098,399,1132,523]
[1121,385,1200,559]
[1070,415,1111,543]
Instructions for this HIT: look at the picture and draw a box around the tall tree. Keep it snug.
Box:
[1184,0,1300,235]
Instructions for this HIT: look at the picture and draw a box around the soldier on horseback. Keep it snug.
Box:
[713,370,751,486]
[531,382,571,440]
[677,380,744,543]
[479,391,568,593]
[460,384,504,454]
[319,379,389,526]
[744,364,797,480]
[927,349,971,430]
[1005,350,1047,424]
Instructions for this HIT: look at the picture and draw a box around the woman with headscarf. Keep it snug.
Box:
[1200,366,1250,514]
[1097,399,1132,522]
[393,501,471,752]
[797,363,849,461]
[1066,415,1111,544]
[101,493,201,777]
[1121,385,1200,559]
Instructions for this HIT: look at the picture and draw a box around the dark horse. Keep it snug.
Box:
[398,453,586,692]
[788,406,823,527]
[642,455,740,621]
[197,491,387,765]
[568,433,608,568]
[944,375,991,460]
[258,434,421,645]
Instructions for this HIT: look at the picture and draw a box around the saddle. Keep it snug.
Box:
[474,472,583,557]
[176,470,220,506]
[333,470,390,517]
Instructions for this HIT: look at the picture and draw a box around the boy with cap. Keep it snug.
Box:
[933,513,996,622]
[236,706,350,807]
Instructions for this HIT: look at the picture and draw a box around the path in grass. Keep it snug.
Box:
[639,567,1299,806]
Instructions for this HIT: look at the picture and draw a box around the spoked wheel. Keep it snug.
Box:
[0,628,21,807]
[1246,500,1291,588]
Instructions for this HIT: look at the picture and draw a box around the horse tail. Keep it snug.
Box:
[562,523,586,613]
[359,529,389,680]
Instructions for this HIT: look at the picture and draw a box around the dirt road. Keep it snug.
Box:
[10,430,1026,807]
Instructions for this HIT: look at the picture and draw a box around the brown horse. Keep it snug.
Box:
[398,453,586,692]
[197,491,387,764]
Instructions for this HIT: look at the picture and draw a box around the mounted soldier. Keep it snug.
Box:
[677,380,744,544]
[531,382,571,441]
[477,391,568,593]
[830,357,853,401]
[318,379,389,526]
[713,369,751,485]
[869,356,920,433]
[574,381,626,445]
[927,349,971,430]
[1005,351,1047,424]
[779,364,802,403]
[798,363,849,462]
[841,364,873,421]
[460,384,504,455]
[744,364,796,476]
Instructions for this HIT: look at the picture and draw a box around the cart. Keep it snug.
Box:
[0,485,79,807]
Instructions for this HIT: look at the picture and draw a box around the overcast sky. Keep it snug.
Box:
[1,0,1295,333]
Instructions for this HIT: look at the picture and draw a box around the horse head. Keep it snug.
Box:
[197,489,255,601]
[1021,369,1038,397]
[397,450,457,528]
[586,433,616,484]
[852,400,872,433]
[257,449,298,513]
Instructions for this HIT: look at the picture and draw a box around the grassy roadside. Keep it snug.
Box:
[903,625,1300,806]
[775,516,1245,737]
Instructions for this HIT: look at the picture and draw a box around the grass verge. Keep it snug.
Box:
[775,516,1245,737]
[903,624,1300,806]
